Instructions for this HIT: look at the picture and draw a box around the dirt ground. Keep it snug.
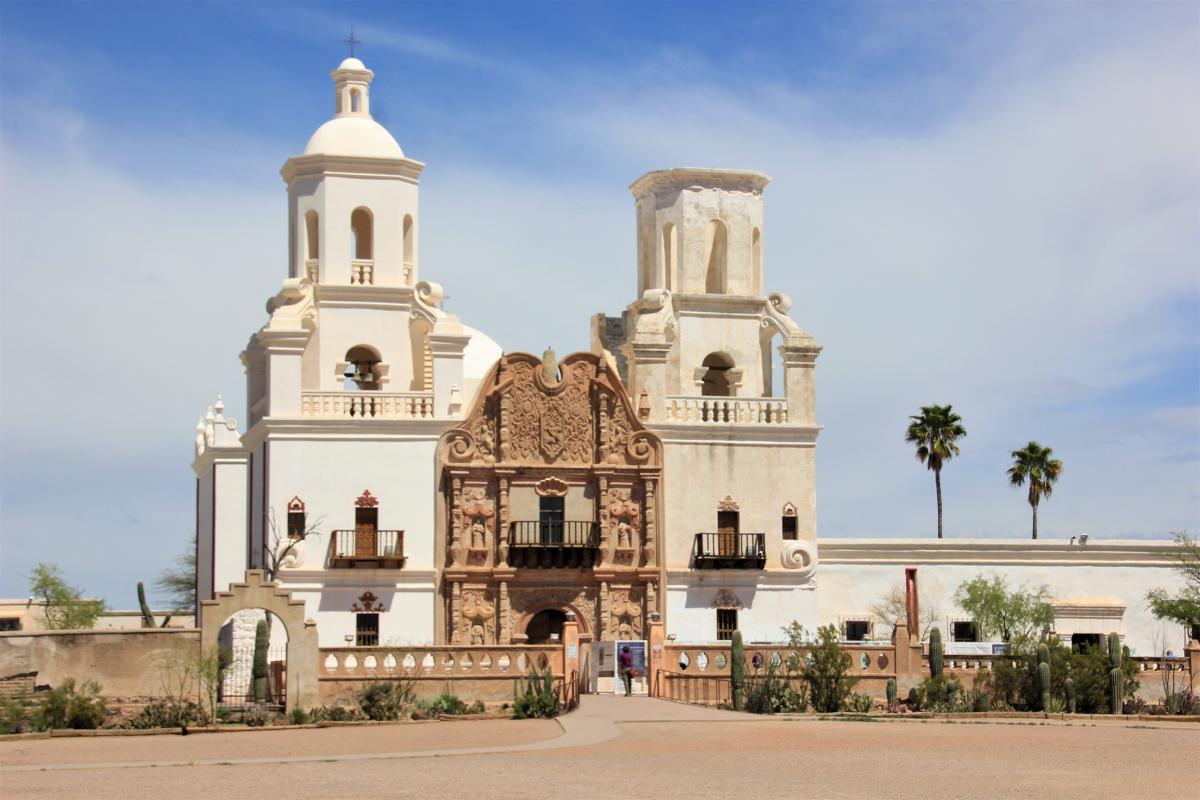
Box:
[2,704,1197,799]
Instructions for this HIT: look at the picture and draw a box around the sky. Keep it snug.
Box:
[1,1,1197,607]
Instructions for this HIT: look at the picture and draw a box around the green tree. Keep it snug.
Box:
[1146,531,1200,639]
[154,540,196,614]
[953,574,1053,653]
[791,623,858,712]
[1007,441,1063,539]
[905,404,967,539]
[28,564,103,630]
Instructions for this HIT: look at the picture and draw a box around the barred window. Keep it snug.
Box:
[717,609,738,641]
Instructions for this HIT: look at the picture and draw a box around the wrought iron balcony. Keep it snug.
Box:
[692,532,766,569]
[329,529,405,568]
[508,521,599,569]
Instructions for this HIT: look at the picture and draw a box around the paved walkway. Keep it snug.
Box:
[0,695,752,774]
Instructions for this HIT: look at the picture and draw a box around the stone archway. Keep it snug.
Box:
[199,570,318,709]
[515,602,590,643]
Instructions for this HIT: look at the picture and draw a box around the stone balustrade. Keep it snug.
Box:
[350,259,374,285]
[300,391,435,419]
[664,396,788,424]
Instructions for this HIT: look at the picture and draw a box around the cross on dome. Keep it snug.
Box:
[343,27,361,58]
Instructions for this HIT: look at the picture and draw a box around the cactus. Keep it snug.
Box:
[946,680,958,709]
[886,678,898,707]
[1109,667,1124,715]
[1064,676,1076,714]
[1038,661,1051,711]
[136,581,171,628]
[929,627,943,679]
[1037,642,1050,666]
[252,619,269,704]
[730,630,745,712]
[1107,632,1122,669]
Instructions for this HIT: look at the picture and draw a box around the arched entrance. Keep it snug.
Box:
[525,609,567,644]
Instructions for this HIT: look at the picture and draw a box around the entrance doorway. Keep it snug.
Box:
[525,609,566,644]
[717,510,739,556]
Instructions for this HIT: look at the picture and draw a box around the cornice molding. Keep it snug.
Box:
[630,168,770,198]
[280,154,425,185]
[817,538,1183,567]
[649,423,821,447]
[241,417,451,449]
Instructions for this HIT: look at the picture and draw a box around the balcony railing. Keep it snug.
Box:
[300,391,436,420]
[664,396,788,424]
[351,259,374,285]
[692,532,766,569]
[508,521,599,569]
[330,529,404,568]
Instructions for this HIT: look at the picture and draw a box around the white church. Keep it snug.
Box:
[193,58,1191,656]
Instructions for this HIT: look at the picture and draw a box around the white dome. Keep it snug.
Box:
[337,57,367,72]
[462,325,503,381]
[303,116,405,159]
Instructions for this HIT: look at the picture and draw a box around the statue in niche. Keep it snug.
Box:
[618,621,633,639]
[616,521,632,549]
[470,624,486,645]
[471,520,486,549]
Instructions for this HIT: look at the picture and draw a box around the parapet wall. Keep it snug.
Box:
[0,628,200,697]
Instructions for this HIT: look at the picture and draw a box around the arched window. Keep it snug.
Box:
[351,207,373,260]
[705,219,727,294]
[304,210,319,281]
[343,345,382,391]
[402,214,414,278]
[350,88,362,113]
[701,352,734,397]
[661,222,676,291]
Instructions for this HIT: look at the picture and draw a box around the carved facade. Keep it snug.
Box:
[437,351,663,644]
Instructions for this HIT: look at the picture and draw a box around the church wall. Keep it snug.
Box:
[817,544,1191,655]
[671,307,768,397]
[196,471,215,603]
[658,437,816,570]
[280,579,436,647]
[666,578,819,643]
[213,457,249,594]
[266,437,440,571]
[314,304,416,391]
[317,174,419,288]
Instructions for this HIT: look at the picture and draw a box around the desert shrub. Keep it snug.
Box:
[743,666,806,715]
[512,668,558,719]
[841,693,874,713]
[36,679,107,730]
[1164,689,1199,716]
[0,694,35,734]
[358,681,414,721]
[242,707,270,727]
[310,704,363,722]
[468,700,486,714]
[800,625,858,712]
[912,674,966,712]
[420,692,468,716]
[127,698,204,730]
[289,707,311,725]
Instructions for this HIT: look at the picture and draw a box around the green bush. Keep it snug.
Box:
[975,638,1138,713]
[841,693,874,713]
[908,674,965,712]
[36,679,107,730]
[289,707,311,725]
[358,681,414,721]
[420,692,469,716]
[127,698,204,730]
[743,665,806,715]
[468,700,486,714]
[512,668,558,719]
[310,704,363,722]
[0,693,35,734]
[799,625,858,712]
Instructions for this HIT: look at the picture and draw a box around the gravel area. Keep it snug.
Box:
[2,701,1196,799]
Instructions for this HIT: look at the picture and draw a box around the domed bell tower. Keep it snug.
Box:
[281,58,424,288]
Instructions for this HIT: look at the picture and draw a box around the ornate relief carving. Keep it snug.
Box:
[287,496,305,513]
[782,501,797,517]
[351,591,385,612]
[606,486,642,563]
[461,486,494,554]
[356,489,380,508]
[610,588,642,640]
[718,495,739,512]
[461,589,496,645]
[535,476,569,497]
[510,587,595,636]
[711,589,743,610]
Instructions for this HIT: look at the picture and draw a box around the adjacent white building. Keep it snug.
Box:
[194,58,1192,657]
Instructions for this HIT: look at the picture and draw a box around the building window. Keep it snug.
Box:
[782,515,797,541]
[716,608,738,641]
[0,618,20,632]
[287,496,306,540]
[539,495,564,545]
[351,207,373,260]
[952,620,978,642]
[843,620,871,642]
[704,218,727,294]
[700,352,734,397]
[356,613,379,646]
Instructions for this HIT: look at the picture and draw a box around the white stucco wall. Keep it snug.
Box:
[666,574,819,643]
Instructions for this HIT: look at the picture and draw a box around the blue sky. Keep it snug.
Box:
[1,1,1197,606]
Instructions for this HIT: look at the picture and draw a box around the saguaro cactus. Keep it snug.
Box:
[1107,631,1124,714]
[929,627,943,679]
[730,630,745,712]
[1107,632,1122,669]
[1037,642,1051,711]
[886,678,898,707]
[136,581,171,628]
[1064,676,1076,714]
[252,619,269,704]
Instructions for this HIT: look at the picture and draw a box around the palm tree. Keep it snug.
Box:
[906,405,967,539]
[1007,441,1063,540]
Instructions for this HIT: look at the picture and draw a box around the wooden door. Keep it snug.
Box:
[355,507,378,558]
[717,510,739,556]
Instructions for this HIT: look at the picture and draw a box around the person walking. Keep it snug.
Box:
[619,645,634,697]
